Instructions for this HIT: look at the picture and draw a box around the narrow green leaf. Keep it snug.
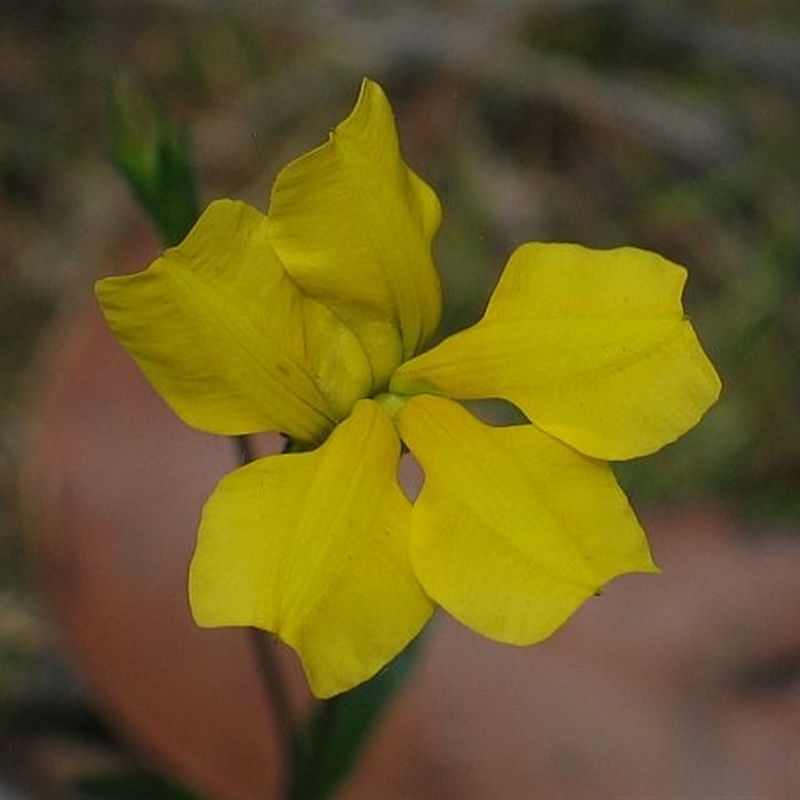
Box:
[108,72,200,246]
[75,768,202,800]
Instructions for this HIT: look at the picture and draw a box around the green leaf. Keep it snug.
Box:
[75,768,202,800]
[108,72,200,246]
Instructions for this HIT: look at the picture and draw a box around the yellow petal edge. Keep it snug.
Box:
[189,399,433,698]
[96,199,374,445]
[396,394,658,644]
[267,78,443,389]
[393,243,721,460]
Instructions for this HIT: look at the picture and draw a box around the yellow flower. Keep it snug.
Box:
[96,79,721,698]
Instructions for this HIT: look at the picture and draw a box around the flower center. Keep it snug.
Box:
[374,391,409,419]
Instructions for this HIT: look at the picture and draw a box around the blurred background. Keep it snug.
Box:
[2,1,800,798]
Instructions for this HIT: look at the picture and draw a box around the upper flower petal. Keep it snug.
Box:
[189,399,433,698]
[395,394,657,645]
[96,199,373,445]
[392,243,721,460]
[267,78,442,390]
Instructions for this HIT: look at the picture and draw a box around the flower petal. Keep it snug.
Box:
[395,394,657,645]
[392,243,721,460]
[189,399,433,698]
[96,199,373,445]
[267,78,442,389]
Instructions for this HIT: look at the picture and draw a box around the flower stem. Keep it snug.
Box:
[247,627,300,798]
[232,434,422,800]
[236,435,301,798]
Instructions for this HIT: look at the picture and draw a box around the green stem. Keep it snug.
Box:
[233,433,425,800]
[288,695,355,800]
[247,628,300,798]
[237,435,303,799]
